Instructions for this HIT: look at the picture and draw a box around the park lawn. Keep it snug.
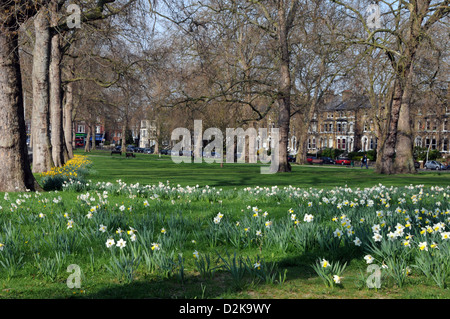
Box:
[1,150,449,301]
[75,149,450,189]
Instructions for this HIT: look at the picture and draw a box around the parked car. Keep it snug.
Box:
[424,160,447,170]
[307,156,323,164]
[134,148,145,153]
[287,155,296,162]
[335,157,351,165]
[143,148,153,154]
[321,156,335,165]
[160,149,170,155]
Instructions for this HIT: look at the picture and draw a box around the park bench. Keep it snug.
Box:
[111,150,122,155]
[126,152,136,158]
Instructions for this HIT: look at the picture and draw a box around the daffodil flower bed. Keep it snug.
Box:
[38,155,92,191]
[0,182,449,298]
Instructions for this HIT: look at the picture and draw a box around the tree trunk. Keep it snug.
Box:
[49,1,66,167]
[376,81,402,175]
[32,9,54,173]
[0,26,39,192]
[276,3,292,173]
[49,32,65,166]
[63,80,74,159]
[154,124,160,154]
[121,119,127,153]
[85,123,92,152]
[394,64,416,174]
[296,99,318,165]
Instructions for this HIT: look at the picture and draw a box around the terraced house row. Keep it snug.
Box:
[303,90,449,159]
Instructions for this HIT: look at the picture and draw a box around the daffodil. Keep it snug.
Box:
[106,238,115,248]
[372,232,382,242]
[364,255,374,264]
[303,214,314,223]
[320,259,330,268]
[333,275,341,284]
[116,238,126,249]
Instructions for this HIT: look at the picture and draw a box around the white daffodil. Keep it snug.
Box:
[116,238,126,249]
[333,275,341,284]
[106,238,115,248]
[364,255,374,264]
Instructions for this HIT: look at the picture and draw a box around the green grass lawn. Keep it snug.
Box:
[1,150,449,303]
[77,149,450,189]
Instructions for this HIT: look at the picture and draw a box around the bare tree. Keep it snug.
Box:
[330,0,449,174]
[0,1,48,191]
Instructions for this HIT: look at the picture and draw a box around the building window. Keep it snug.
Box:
[363,122,369,132]
[415,137,422,147]
[308,138,316,149]
[426,120,431,131]
[443,120,448,131]
[362,136,368,151]
[370,137,377,150]
[337,138,346,150]
[96,126,101,134]
[337,122,342,133]
[425,137,437,150]
[443,139,448,152]
[77,125,85,133]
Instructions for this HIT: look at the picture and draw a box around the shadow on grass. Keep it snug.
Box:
[61,247,364,299]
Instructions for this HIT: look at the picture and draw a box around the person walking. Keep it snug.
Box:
[361,154,368,169]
